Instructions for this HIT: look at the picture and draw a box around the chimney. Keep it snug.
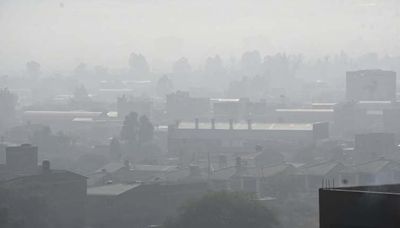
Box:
[42,160,50,173]
[229,119,234,130]
[247,119,252,130]
[195,118,199,129]
[211,119,215,129]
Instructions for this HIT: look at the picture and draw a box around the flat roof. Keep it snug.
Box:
[132,165,177,172]
[275,109,333,112]
[321,183,400,195]
[87,183,141,196]
[177,122,315,131]
[358,100,392,104]
[210,98,240,102]
[23,111,103,117]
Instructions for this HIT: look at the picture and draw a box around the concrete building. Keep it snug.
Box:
[383,108,400,139]
[117,95,152,119]
[319,184,400,228]
[333,102,375,138]
[6,144,38,176]
[346,69,396,101]
[211,98,271,121]
[339,159,400,186]
[272,108,334,123]
[86,182,208,228]
[354,132,397,162]
[168,121,330,159]
[166,91,210,121]
[0,161,87,228]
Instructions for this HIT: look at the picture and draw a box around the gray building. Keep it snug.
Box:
[6,144,38,176]
[320,184,400,228]
[346,69,396,101]
[0,161,87,228]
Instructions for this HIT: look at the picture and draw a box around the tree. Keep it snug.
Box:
[26,61,41,78]
[129,52,150,78]
[120,112,139,142]
[157,75,174,96]
[73,63,88,77]
[138,115,154,144]
[109,137,122,161]
[164,191,278,228]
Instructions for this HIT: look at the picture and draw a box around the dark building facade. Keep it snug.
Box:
[0,162,87,228]
[6,144,38,176]
[319,184,400,228]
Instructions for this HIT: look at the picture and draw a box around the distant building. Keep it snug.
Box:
[0,143,6,164]
[340,158,400,186]
[0,161,87,228]
[296,162,345,192]
[212,98,246,120]
[383,108,400,139]
[88,162,187,186]
[346,69,396,101]
[117,95,152,119]
[319,184,400,228]
[166,91,210,121]
[168,120,330,160]
[6,144,38,176]
[211,98,270,121]
[333,102,370,138]
[354,132,397,162]
[272,108,334,123]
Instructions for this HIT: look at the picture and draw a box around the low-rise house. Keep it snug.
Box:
[88,162,191,186]
[210,159,295,197]
[87,181,208,228]
[0,161,87,228]
[340,158,400,186]
[295,162,345,192]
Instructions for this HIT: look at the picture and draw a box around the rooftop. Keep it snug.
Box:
[275,109,333,112]
[87,183,141,196]
[321,183,400,195]
[177,122,315,131]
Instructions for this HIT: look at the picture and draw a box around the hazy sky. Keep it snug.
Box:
[1,0,399,73]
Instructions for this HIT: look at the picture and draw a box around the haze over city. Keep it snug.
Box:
[1,0,400,73]
[1,1,400,228]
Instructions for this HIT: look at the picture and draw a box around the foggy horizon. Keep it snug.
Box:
[2,1,400,228]
[1,0,400,74]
